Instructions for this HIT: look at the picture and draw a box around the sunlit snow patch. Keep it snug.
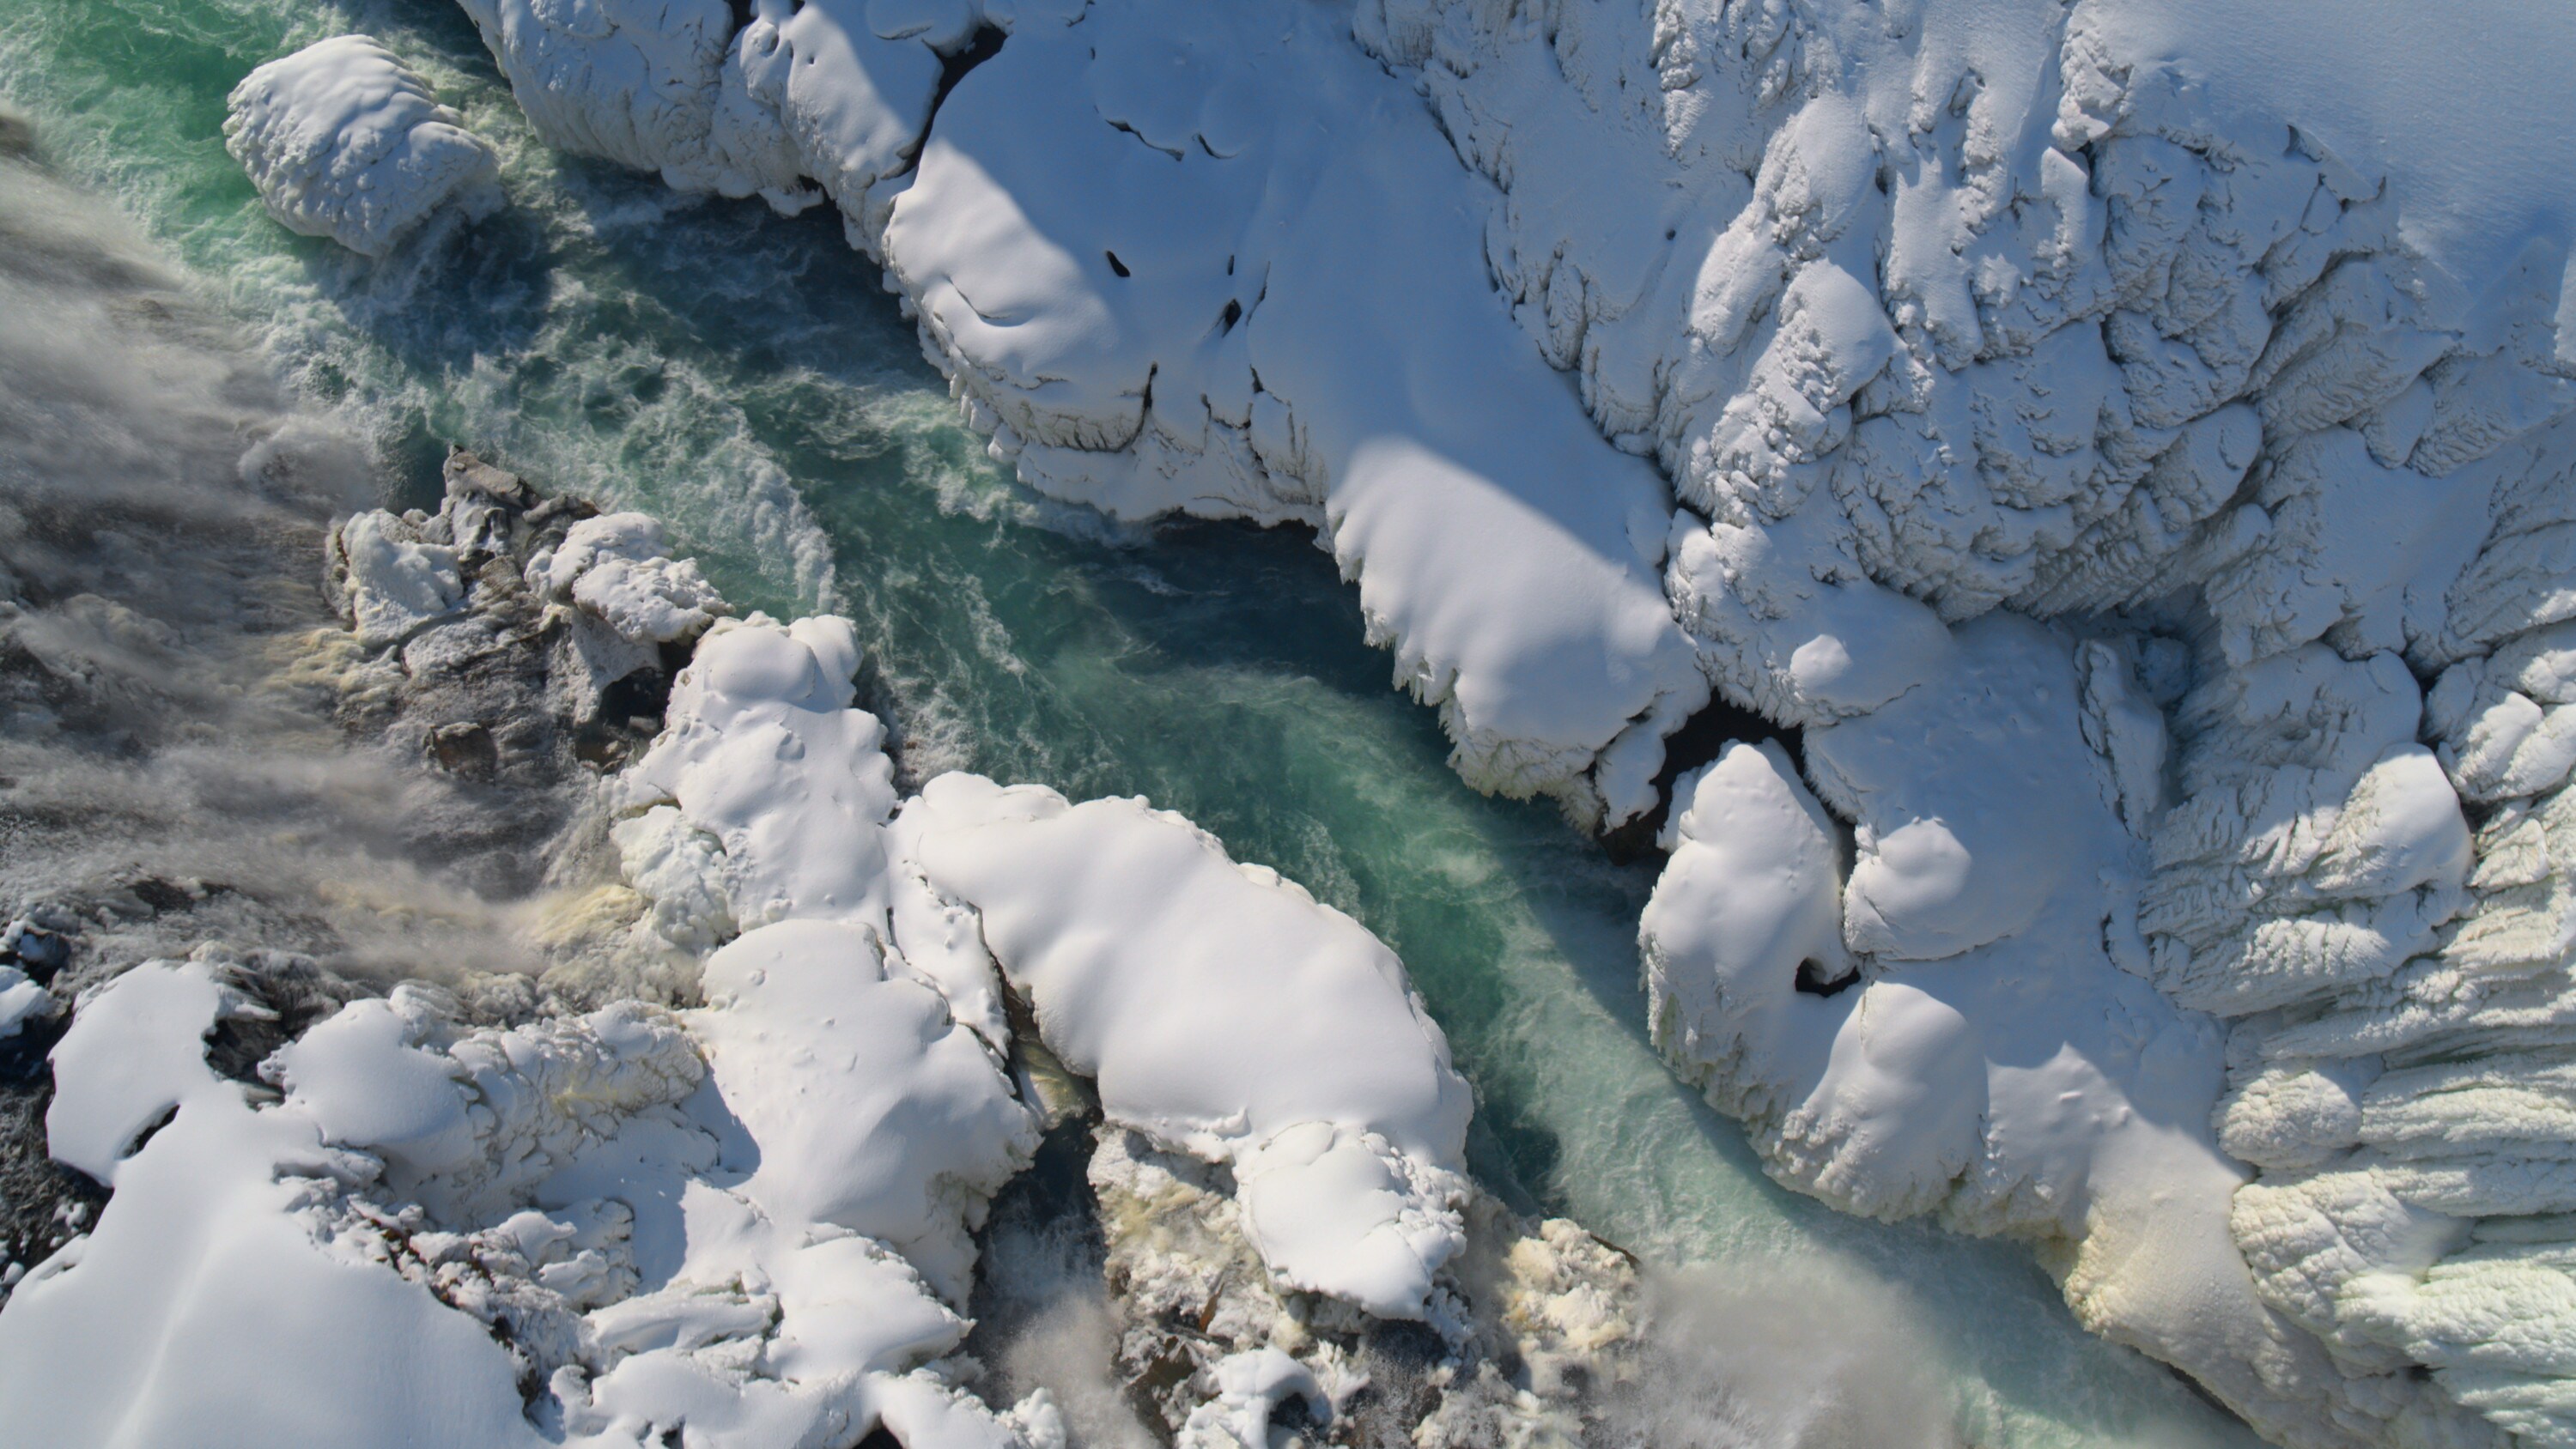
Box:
[224,35,501,258]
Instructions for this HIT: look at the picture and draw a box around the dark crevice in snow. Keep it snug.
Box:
[1794,958,1859,997]
[1104,249,1131,278]
[725,0,756,34]
[1598,696,1804,864]
[928,24,1006,123]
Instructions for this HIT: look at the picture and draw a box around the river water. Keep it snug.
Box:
[0,1,2258,1443]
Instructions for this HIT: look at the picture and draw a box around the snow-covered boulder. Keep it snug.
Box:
[224,35,501,258]
[896,773,1476,1319]
[331,508,465,649]
[617,609,1477,1321]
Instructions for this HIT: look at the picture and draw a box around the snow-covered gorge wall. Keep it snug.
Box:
[434,0,2576,1442]
[446,0,1710,830]
[1390,0,2576,1445]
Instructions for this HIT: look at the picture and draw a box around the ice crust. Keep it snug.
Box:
[224,35,501,258]
[404,0,2576,1438]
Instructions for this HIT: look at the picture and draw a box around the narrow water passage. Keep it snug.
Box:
[0,1,2257,1443]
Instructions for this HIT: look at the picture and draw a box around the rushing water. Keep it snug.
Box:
[0,1,2262,1443]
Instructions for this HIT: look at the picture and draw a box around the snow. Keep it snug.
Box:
[1391,0,2576,1437]
[616,613,1480,1319]
[526,512,726,647]
[332,510,465,649]
[622,614,898,933]
[0,965,51,1041]
[896,774,1476,1319]
[224,35,501,258]
[45,956,248,1184]
[1176,1349,1328,1449]
[4,962,555,1449]
[2,952,1054,1449]
[454,0,1706,828]
[311,0,2576,1435]
[0,591,1546,1442]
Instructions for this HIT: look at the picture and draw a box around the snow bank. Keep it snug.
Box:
[0,946,1053,1448]
[1450,0,2576,1437]
[224,35,500,257]
[0,598,1623,1444]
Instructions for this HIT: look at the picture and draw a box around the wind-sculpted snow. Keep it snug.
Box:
[439,0,2576,1436]
[224,35,500,257]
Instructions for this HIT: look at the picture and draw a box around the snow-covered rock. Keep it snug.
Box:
[332,508,465,649]
[617,607,1477,1320]
[896,773,1475,1319]
[0,954,1056,1449]
[224,35,501,258]
[453,0,1707,829]
[0,965,51,1041]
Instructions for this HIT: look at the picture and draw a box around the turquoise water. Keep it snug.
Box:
[0,2,2259,1443]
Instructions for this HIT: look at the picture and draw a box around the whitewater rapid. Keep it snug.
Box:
[0,3,2263,1444]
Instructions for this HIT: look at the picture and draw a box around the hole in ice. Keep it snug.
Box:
[1794,958,1859,997]
[1597,694,1803,863]
[1104,250,1132,278]
[852,1427,902,1449]
[1218,298,1242,333]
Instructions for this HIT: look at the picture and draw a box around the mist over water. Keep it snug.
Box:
[0,142,582,984]
[0,3,2260,1443]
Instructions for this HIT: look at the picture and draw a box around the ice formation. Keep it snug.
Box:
[224,35,501,257]
[0,468,1649,1446]
[445,0,2576,1439]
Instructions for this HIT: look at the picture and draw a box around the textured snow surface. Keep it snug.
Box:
[899,773,1475,1318]
[623,611,1479,1318]
[223,34,500,257]
[432,0,2576,1439]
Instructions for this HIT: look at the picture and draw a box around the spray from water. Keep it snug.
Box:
[0,125,607,991]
